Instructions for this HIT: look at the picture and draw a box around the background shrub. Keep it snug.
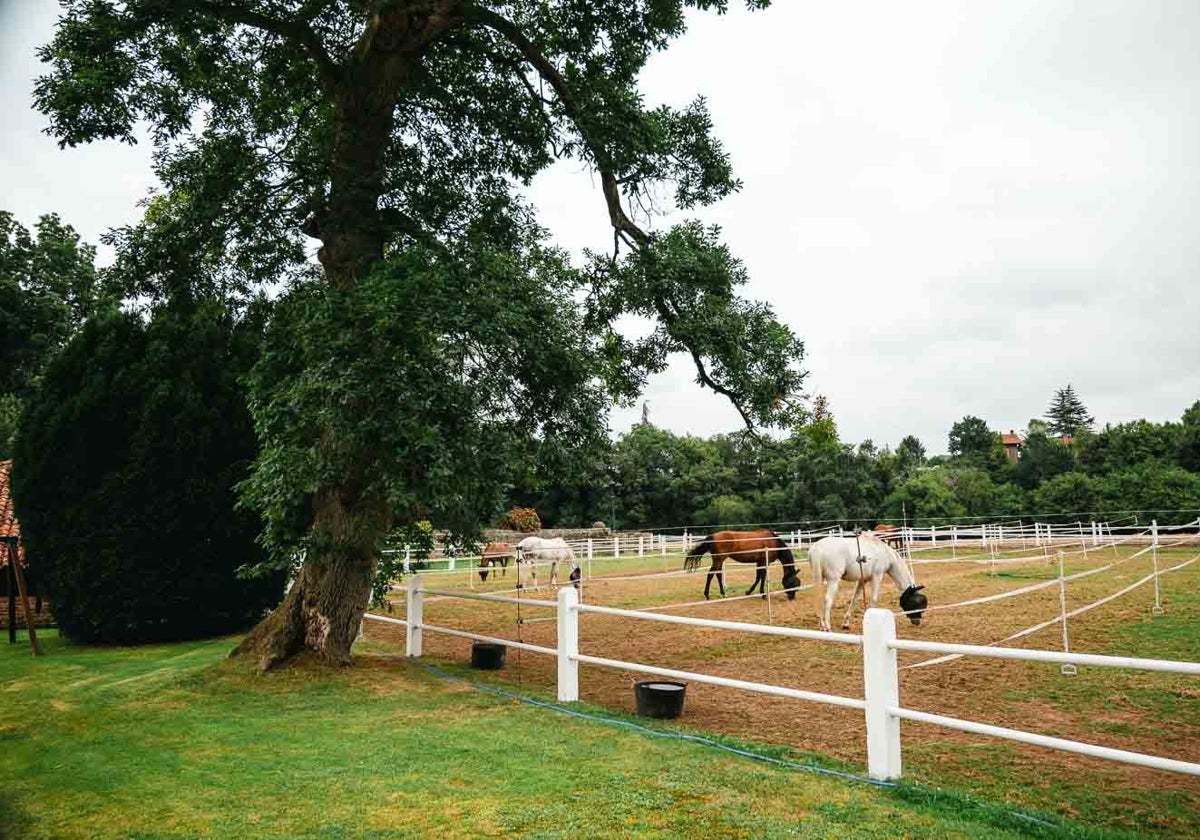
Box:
[13,305,286,643]
[500,507,541,532]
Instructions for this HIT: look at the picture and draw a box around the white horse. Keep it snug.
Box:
[808,534,927,631]
[515,536,579,591]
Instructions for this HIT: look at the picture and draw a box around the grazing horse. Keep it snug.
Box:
[808,533,927,631]
[683,529,802,601]
[478,541,514,582]
[515,536,579,591]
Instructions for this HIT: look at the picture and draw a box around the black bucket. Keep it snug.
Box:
[470,642,506,670]
[634,680,687,719]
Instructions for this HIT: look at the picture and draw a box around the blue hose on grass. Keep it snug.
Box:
[414,660,1059,831]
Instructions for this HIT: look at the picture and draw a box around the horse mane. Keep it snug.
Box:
[683,534,715,572]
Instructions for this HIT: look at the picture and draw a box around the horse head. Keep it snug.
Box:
[899,584,927,625]
[781,567,801,600]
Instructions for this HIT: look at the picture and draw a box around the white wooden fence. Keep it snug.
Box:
[371,575,1200,781]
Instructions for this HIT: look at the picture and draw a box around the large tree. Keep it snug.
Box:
[947,415,996,462]
[0,211,100,456]
[1045,384,1094,437]
[37,1,805,668]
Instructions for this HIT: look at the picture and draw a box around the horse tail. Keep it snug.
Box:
[684,535,715,572]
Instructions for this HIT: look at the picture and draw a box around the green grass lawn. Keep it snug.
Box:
[0,631,1143,839]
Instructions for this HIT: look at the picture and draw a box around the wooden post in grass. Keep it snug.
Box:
[7,541,40,656]
[6,556,14,645]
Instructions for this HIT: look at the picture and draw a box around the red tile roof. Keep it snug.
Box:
[1,459,19,541]
[1001,433,1024,446]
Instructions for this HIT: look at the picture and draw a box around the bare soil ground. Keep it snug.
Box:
[365,541,1200,836]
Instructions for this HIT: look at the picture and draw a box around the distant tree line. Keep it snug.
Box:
[511,387,1200,530]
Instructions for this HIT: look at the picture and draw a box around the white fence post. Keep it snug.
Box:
[587,538,594,579]
[639,535,645,558]
[403,545,411,574]
[557,586,579,702]
[862,608,902,780]
[1151,519,1163,615]
[406,574,423,658]
[613,536,620,560]
[1057,552,1076,677]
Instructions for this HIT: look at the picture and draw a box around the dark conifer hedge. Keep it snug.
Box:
[12,305,285,643]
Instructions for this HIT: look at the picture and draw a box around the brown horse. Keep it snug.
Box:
[684,529,802,600]
[478,541,514,582]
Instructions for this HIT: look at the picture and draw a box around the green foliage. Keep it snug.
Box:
[1045,384,1094,437]
[947,416,998,463]
[12,306,285,643]
[1094,465,1200,525]
[883,468,965,526]
[0,394,20,460]
[696,494,754,526]
[0,210,101,444]
[34,3,807,608]
[1033,473,1098,521]
[1014,430,1075,490]
[1078,420,1179,475]
[239,250,614,565]
[499,507,542,532]
[370,520,435,609]
[1177,401,1200,472]
[897,434,926,472]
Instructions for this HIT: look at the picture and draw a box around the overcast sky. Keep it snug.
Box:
[3,1,1198,453]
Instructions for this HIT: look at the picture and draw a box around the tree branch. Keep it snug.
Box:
[466,4,768,435]
[154,0,342,94]
[464,5,648,249]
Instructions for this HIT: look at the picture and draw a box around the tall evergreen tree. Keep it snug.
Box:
[1045,384,1094,437]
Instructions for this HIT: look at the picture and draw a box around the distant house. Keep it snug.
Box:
[1000,430,1074,463]
[1002,431,1024,463]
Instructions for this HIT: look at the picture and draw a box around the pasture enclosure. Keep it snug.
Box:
[363,517,1200,835]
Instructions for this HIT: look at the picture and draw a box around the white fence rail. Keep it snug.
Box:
[388,517,1200,579]
[369,572,1200,782]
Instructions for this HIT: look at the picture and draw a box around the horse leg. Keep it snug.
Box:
[870,573,884,607]
[842,579,865,630]
[717,560,726,596]
[746,561,764,596]
[549,560,558,587]
[704,567,715,600]
[821,579,840,632]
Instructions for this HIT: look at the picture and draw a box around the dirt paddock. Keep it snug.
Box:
[365,541,1200,835]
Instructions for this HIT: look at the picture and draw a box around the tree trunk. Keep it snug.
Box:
[234,488,386,670]
[234,7,464,670]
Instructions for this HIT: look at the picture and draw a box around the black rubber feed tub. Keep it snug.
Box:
[634,680,687,719]
[470,642,506,670]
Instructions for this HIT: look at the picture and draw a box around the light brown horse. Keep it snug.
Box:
[684,529,802,600]
[478,541,514,582]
